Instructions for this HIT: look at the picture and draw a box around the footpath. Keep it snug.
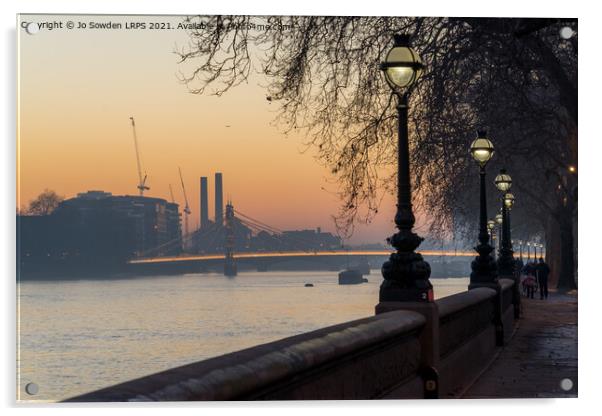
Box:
[462,289,578,398]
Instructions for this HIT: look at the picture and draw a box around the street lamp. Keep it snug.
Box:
[527,242,531,262]
[378,34,432,303]
[504,192,515,209]
[504,192,515,266]
[494,169,512,192]
[494,169,515,277]
[469,130,497,288]
[487,220,497,260]
[495,213,503,255]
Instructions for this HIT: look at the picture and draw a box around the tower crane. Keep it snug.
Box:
[129,117,149,196]
[178,167,192,249]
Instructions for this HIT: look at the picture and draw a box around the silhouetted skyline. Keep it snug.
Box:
[16,14,414,245]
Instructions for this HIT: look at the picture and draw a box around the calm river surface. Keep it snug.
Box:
[17,271,469,402]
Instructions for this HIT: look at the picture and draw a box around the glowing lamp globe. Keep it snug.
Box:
[380,34,424,90]
[470,130,495,166]
[495,169,512,192]
[504,192,515,209]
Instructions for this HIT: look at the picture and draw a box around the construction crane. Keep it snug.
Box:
[129,116,149,196]
[178,167,192,249]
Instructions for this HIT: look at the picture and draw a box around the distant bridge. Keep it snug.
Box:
[129,249,474,265]
[135,205,473,275]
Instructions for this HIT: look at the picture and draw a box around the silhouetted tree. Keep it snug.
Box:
[27,189,64,215]
[177,16,577,289]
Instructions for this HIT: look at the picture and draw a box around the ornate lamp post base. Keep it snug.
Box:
[379,235,433,302]
[469,241,498,289]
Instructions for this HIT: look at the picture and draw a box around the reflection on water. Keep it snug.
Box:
[17,271,469,402]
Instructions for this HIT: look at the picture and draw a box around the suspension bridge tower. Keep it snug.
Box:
[224,201,237,277]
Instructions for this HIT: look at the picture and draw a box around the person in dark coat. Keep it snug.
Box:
[536,257,550,299]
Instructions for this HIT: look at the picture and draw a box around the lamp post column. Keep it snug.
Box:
[498,201,514,276]
[469,165,497,288]
[396,94,412,232]
[501,196,519,320]
[498,222,502,256]
[379,93,433,303]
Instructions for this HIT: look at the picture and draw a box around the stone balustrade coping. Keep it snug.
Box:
[66,310,425,402]
[437,287,497,320]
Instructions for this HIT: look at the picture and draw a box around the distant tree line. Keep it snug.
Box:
[20,189,64,216]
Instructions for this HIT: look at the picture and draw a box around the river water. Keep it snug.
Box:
[17,271,469,402]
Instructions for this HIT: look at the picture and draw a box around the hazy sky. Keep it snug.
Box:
[17,14,404,244]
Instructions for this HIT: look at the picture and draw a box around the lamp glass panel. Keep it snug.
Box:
[386,67,414,88]
[384,46,422,87]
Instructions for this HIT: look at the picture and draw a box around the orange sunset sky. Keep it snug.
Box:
[17,14,404,244]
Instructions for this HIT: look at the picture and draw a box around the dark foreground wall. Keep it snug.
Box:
[66,281,517,401]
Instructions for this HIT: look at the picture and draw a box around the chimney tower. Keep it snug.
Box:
[215,172,224,226]
[200,177,209,228]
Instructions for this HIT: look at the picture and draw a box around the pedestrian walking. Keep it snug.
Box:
[536,257,550,300]
[521,262,536,299]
